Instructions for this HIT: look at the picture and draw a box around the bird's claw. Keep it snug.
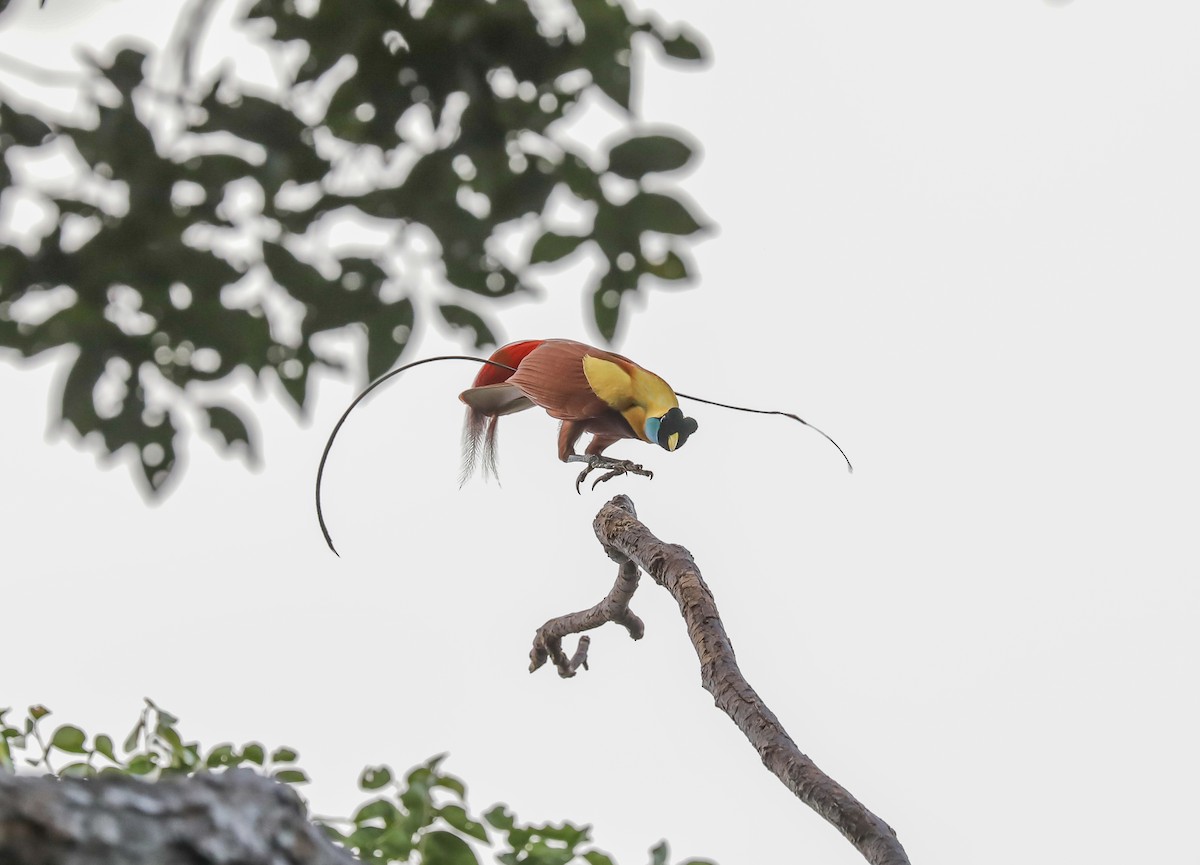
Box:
[589,465,651,491]
[574,456,653,494]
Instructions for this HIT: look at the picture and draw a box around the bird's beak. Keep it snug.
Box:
[668,432,679,451]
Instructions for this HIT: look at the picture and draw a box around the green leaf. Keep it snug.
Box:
[531,822,588,846]
[275,360,311,413]
[623,192,705,235]
[592,267,635,343]
[59,761,96,778]
[365,297,414,381]
[202,404,255,457]
[440,804,489,842]
[435,773,467,798]
[92,47,147,95]
[530,231,587,265]
[54,197,102,219]
[50,725,87,754]
[131,410,178,495]
[28,705,51,721]
[146,700,178,727]
[122,719,144,754]
[205,743,237,768]
[0,103,52,146]
[93,734,117,762]
[196,94,327,191]
[271,746,298,763]
[484,805,515,831]
[262,240,329,300]
[658,30,707,62]
[347,824,385,853]
[437,304,496,350]
[318,822,348,845]
[524,845,574,865]
[157,722,184,755]
[241,743,265,765]
[644,249,690,282]
[418,830,479,865]
[272,768,310,784]
[360,765,393,790]
[607,134,694,179]
[584,853,616,865]
[401,772,435,827]
[648,842,669,865]
[380,821,417,859]
[355,797,400,824]
[0,737,12,772]
[127,754,157,775]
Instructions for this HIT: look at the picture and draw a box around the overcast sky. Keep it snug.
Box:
[3,1,1199,864]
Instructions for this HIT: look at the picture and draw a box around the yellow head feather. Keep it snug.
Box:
[582,354,679,442]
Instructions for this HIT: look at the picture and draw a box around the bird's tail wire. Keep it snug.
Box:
[318,357,854,556]
[675,391,854,474]
[316,354,517,557]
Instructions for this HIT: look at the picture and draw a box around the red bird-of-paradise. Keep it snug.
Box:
[316,338,851,555]
[458,338,698,489]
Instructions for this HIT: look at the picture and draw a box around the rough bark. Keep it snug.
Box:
[531,495,910,865]
[530,556,644,676]
[0,768,354,865]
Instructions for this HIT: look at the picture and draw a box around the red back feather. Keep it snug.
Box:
[461,339,544,484]
[471,340,544,387]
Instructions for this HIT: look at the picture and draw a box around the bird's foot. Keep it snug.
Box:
[567,455,654,494]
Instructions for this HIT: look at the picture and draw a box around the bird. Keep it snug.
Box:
[315,337,852,555]
[458,338,700,491]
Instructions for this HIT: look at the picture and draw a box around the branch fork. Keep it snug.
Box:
[528,495,910,865]
[530,543,644,677]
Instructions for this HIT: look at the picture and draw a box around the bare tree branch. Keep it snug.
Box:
[0,768,355,865]
[530,557,644,677]
[531,494,910,865]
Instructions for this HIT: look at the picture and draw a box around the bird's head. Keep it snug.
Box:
[644,407,699,452]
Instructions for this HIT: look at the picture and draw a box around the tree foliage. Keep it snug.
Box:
[0,0,707,494]
[0,701,714,865]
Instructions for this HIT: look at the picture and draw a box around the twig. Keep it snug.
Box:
[531,494,910,865]
[530,557,643,677]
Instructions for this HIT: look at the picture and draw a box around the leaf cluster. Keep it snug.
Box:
[0,0,708,493]
[0,700,714,865]
[0,698,305,782]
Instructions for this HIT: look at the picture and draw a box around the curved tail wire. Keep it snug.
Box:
[676,391,854,473]
[316,355,516,556]
[318,357,853,556]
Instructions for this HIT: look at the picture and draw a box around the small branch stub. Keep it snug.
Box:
[530,495,910,865]
[530,552,644,677]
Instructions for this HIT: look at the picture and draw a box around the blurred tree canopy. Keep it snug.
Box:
[0,0,707,494]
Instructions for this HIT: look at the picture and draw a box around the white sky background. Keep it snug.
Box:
[3,1,1199,863]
